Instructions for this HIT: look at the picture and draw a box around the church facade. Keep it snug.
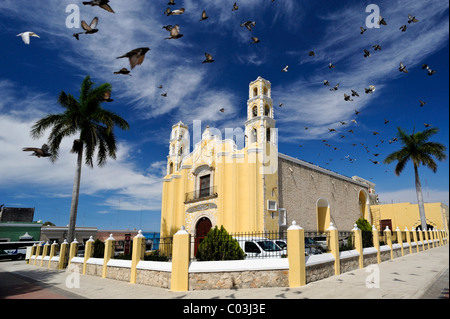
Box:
[160,77,376,240]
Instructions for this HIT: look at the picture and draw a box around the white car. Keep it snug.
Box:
[234,237,285,259]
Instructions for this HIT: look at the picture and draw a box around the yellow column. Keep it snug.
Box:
[102,234,115,278]
[412,228,419,253]
[396,227,404,256]
[82,236,95,275]
[58,240,69,270]
[352,224,363,269]
[68,238,79,266]
[287,221,306,287]
[34,243,42,266]
[171,226,190,292]
[48,241,57,268]
[384,226,393,260]
[327,222,340,276]
[130,230,146,284]
[372,225,381,263]
[28,244,36,265]
[40,241,50,266]
[405,227,412,254]
[419,229,425,250]
[429,229,435,248]
[424,229,430,249]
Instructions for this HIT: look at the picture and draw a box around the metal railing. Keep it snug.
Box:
[185,186,218,202]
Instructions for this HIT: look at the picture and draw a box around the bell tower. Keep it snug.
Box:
[167,121,189,175]
[245,77,276,147]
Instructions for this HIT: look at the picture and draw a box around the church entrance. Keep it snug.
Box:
[194,217,212,256]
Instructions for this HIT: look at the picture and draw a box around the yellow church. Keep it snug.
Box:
[160,77,377,242]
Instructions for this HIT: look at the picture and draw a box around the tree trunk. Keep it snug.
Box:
[67,142,83,244]
[414,163,427,230]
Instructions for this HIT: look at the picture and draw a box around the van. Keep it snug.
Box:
[234,237,285,259]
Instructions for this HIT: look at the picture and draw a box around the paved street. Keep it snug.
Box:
[0,244,448,302]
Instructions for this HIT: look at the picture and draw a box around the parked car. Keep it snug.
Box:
[312,236,328,251]
[234,237,285,259]
[271,239,287,250]
[304,237,323,255]
[0,248,26,260]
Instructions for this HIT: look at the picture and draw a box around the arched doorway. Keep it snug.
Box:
[194,217,212,256]
[316,198,330,233]
[358,190,367,220]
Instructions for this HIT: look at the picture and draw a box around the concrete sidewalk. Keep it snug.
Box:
[1,244,448,300]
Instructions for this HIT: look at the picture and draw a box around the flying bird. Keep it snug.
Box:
[281,65,289,72]
[161,93,167,97]
[408,14,419,23]
[22,144,51,158]
[202,53,214,63]
[165,24,183,39]
[370,159,380,164]
[117,47,150,69]
[232,2,239,11]
[424,123,432,128]
[328,128,336,132]
[200,10,208,21]
[384,119,389,124]
[219,108,225,113]
[399,62,408,73]
[74,17,99,40]
[240,21,256,31]
[363,49,371,57]
[102,91,113,102]
[166,8,185,15]
[365,85,376,93]
[360,26,367,34]
[344,94,353,101]
[351,90,359,97]
[114,68,132,76]
[251,37,260,44]
[378,15,387,26]
[372,44,381,51]
[17,31,40,44]
[167,0,175,5]
[422,64,436,75]
[329,83,339,91]
[399,25,407,32]
[309,51,315,56]
[323,80,330,86]
[82,0,115,13]
[419,100,426,107]
[329,62,336,69]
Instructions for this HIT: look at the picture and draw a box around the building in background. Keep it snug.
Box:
[0,206,43,249]
[40,226,98,244]
[370,202,449,233]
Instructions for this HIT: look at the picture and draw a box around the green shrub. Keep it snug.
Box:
[144,250,170,261]
[356,218,374,248]
[196,226,245,261]
[93,239,105,258]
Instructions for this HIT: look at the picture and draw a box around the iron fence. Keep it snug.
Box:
[185,186,218,202]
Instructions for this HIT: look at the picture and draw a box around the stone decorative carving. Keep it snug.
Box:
[186,203,218,213]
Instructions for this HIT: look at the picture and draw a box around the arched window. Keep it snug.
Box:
[266,128,271,142]
[252,128,258,143]
[263,87,268,96]
[264,105,270,116]
[252,106,258,118]
[169,162,174,174]
[253,87,258,97]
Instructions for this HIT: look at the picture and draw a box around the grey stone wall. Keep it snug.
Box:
[278,155,368,231]
[363,253,378,267]
[136,270,171,289]
[106,266,130,282]
[340,256,359,273]
[305,261,335,283]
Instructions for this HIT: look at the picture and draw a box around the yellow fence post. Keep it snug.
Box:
[130,230,146,284]
[424,229,430,249]
[287,221,306,287]
[372,225,381,263]
[412,228,419,253]
[327,222,340,276]
[34,243,42,266]
[82,236,94,275]
[405,227,412,254]
[352,224,363,269]
[58,240,69,270]
[171,226,190,292]
[40,241,50,266]
[396,227,404,256]
[384,226,393,260]
[102,234,115,278]
[68,238,79,266]
[28,244,36,265]
[419,229,425,250]
[48,241,57,268]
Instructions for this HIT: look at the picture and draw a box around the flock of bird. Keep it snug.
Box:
[18,1,438,172]
[287,13,438,171]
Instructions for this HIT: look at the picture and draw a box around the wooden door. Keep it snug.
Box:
[194,217,212,256]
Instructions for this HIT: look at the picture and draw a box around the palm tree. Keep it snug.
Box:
[30,76,129,244]
[384,127,447,230]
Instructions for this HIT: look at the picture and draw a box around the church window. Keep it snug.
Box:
[169,162,173,174]
[264,105,270,116]
[199,174,211,198]
[252,106,258,117]
[253,87,258,97]
[252,128,258,143]
[263,87,268,96]
[266,128,271,142]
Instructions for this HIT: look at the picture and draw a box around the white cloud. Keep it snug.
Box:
[377,188,449,206]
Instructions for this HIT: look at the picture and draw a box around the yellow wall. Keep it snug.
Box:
[370,202,449,233]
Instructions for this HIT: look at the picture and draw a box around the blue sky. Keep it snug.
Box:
[0,0,448,232]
